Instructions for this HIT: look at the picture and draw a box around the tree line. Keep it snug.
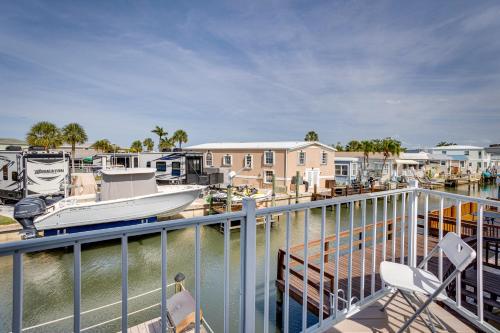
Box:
[130,127,188,153]
[26,121,88,172]
[25,121,189,169]
[334,138,404,172]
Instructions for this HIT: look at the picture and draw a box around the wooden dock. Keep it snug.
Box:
[276,220,500,326]
[311,184,394,201]
[276,223,438,318]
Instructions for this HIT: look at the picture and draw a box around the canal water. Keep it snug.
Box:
[0,184,497,333]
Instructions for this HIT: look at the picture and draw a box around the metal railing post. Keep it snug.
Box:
[408,180,419,267]
[242,198,257,333]
[12,251,23,333]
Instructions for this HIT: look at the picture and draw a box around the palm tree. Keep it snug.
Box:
[110,144,120,153]
[334,142,344,151]
[91,139,112,153]
[26,121,63,151]
[304,131,319,141]
[62,123,88,172]
[371,139,382,153]
[143,138,154,152]
[151,126,167,150]
[130,140,143,153]
[172,129,188,149]
[345,140,362,151]
[436,141,456,147]
[380,138,403,175]
[159,137,175,151]
[360,140,374,169]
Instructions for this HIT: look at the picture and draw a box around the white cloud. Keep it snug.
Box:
[0,1,499,147]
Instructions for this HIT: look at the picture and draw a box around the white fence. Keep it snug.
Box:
[0,185,498,333]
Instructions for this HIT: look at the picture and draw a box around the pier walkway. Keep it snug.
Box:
[276,221,500,326]
[276,227,442,317]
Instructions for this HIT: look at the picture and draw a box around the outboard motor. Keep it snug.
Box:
[14,197,46,239]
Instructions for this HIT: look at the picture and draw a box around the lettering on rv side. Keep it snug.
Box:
[34,168,65,175]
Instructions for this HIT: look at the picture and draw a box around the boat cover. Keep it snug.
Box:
[70,173,97,196]
[100,168,157,201]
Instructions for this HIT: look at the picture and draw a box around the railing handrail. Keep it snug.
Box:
[0,210,246,256]
[2,186,499,333]
[256,187,413,215]
[416,188,500,206]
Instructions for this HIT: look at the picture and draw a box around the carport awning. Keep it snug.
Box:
[395,159,419,165]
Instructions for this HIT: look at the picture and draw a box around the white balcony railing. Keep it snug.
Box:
[0,183,498,333]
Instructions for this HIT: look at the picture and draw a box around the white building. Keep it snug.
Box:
[423,145,491,174]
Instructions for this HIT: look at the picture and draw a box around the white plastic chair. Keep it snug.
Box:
[380,232,476,333]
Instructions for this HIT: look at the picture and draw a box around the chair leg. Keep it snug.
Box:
[399,291,437,333]
[412,292,445,330]
[397,291,439,333]
[380,289,398,312]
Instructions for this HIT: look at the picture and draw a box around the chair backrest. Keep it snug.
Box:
[438,232,476,272]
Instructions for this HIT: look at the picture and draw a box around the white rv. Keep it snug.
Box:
[0,151,70,202]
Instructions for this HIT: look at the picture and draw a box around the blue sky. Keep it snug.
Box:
[0,0,499,148]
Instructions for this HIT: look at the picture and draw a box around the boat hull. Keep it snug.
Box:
[43,216,158,236]
[34,185,203,235]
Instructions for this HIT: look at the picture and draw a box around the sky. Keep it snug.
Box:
[0,0,499,149]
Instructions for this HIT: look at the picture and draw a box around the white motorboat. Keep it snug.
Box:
[14,168,204,237]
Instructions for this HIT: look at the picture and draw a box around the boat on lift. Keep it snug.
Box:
[13,168,204,238]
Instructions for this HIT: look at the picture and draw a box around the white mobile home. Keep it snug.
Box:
[424,145,491,173]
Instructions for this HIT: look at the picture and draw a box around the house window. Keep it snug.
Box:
[264,150,274,165]
[351,163,358,177]
[440,161,446,166]
[156,161,167,172]
[442,151,446,155]
[12,171,18,181]
[382,164,389,175]
[2,165,7,180]
[464,151,469,156]
[206,152,213,167]
[335,165,348,176]
[244,154,253,169]
[298,151,306,165]
[264,170,274,183]
[146,162,151,168]
[478,151,482,159]
[223,154,232,166]
[460,161,465,167]
[321,151,328,165]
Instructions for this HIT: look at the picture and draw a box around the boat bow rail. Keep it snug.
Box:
[0,183,498,333]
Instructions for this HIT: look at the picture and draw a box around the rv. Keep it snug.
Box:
[90,151,222,185]
[139,152,205,184]
[0,150,70,202]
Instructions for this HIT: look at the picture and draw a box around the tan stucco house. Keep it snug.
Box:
[186,141,336,192]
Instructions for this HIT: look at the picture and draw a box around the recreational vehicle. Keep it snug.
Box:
[0,151,70,202]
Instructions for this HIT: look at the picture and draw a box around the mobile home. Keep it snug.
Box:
[186,141,336,192]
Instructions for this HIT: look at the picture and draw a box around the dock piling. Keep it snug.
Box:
[174,272,185,294]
